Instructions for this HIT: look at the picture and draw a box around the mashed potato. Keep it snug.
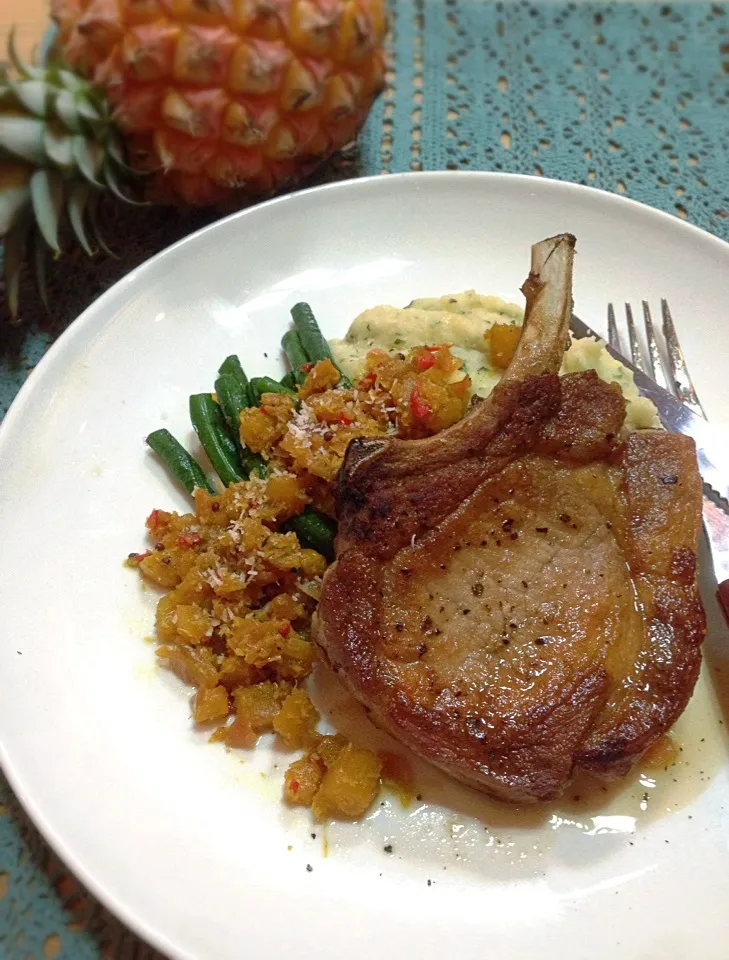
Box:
[330,291,659,431]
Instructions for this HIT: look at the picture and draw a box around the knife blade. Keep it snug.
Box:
[571,313,729,616]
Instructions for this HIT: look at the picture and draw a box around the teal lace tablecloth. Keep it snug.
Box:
[1,1,728,956]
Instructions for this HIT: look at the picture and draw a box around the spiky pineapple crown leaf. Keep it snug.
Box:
[0,28,144,319]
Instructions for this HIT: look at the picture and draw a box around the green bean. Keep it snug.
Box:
[146,428,214,495]
[280,371,297,390]
[243,452,268,479]
[215,374,250,433]
[215,373,267,479]
[249,376,298,405]
[282,329,309,384]
[218,354,248,390]
[290,302,330,362]
[288,509,337,562]
[189,393,244,487]
[291,301,351,387]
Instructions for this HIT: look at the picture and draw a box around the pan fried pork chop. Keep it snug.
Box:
[313,235,705,803]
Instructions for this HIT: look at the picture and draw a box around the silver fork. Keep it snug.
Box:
[608,300,729,618]
[607,300,706,418]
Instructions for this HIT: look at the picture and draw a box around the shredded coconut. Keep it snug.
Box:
[203,567,224,588]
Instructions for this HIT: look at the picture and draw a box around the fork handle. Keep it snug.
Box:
[718,581,729,622]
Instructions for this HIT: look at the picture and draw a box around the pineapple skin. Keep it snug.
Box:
[52,0,388,204]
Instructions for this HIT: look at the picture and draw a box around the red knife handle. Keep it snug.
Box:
[718,580,729,623]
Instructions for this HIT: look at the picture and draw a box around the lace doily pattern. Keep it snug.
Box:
[1,2,728,957]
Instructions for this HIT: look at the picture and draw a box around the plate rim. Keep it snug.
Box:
[2,168,729,960]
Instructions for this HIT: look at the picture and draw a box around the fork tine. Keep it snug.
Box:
[624,302,645,371]
[607,303,621,352]
[661,299,707,418]
[641,301,671,391]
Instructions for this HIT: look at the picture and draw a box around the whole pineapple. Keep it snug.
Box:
[0,0,387,315]
[53,0,387,204]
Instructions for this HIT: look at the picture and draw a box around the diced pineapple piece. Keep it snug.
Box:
[218,655,260,691]
[210,715,257,749]
[175,604,212,644]
[279,632,316,680]
[284,755,325,805]
[311,743,382,820]
[156,645,219,689]
[156,595,179,644]
[194,684,229,723]
[265,473,309,518]
[139,551,181,588]
[227,617,283,665]
[273,687,319,748]
[313,734,347,767]
[266,592,307,622]
[299,358,340,398]
[240,402,292,451]
[193,488,225,524]
[233,680,290,734]
[488,322,522,370]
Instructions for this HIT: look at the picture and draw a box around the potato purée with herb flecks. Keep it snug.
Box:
[330,290,659,431]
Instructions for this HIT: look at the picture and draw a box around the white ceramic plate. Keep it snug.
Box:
[2,172,729,960]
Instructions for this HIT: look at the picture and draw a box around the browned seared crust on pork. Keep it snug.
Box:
[313,236,705,803]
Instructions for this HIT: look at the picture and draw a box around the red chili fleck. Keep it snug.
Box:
[338,411,354,426]
[410,384,432,420]
[278,622,292,637]
[290,780,300,793]
[414,351,436,372]
[301,362,314,373]
[176,534,203,549]
[358,372,377,388]
[146,509,163,531]
[135,551,152,563]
